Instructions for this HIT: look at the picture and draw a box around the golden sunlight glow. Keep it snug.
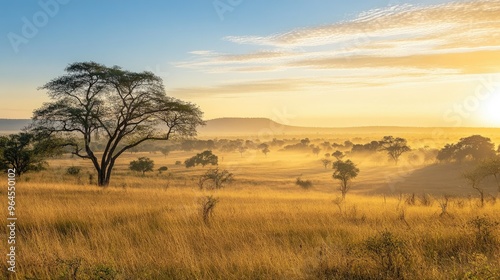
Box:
[481,90,500,126]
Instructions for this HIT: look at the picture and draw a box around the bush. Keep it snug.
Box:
[198,168,233,190]
[296,177,313,189]
[175,161,182,165]
[66,166,81,176]
[158,166,168,174]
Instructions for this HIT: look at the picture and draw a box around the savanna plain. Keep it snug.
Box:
[3,130,500,280]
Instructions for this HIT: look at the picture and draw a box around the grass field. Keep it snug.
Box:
[2,149,500,279]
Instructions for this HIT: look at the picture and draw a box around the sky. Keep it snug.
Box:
[1,0,500,127]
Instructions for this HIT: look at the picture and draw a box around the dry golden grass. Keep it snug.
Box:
[3,174,500,279]
[3,145,500,279]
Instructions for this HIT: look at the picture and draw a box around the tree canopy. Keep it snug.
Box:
[379,136,411,165]
[129,157,155,175]
[31,61,204,186]
[0,132,60,177]
[437,135,495,162]
[332,159,360,199]
[185,150,218,168]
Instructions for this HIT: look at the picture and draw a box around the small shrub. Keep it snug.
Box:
[439,195,450,217]
[175,160,182,165]
[199,196,218,226]
[66,166,81,176]
[419,193,433,206]
[89,264,117,280]
[198,168,233,190]
[158,166,168,174]
[55,257,82,280]
[296,177,313,189]
[468,216,499,252]
[404,193,416,205]
[365,230,408,278]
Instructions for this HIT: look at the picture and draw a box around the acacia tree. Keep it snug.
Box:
[379,136,411,165]
[32,62,204,186]
[332,159,360,199]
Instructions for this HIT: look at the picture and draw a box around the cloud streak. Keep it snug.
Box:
[174,0,500,96]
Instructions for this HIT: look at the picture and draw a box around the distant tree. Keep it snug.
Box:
[158,166,168,174]
[478,158,500,192]
[238,146,247,157]
[259,143,270,157]
[332,159,360,199]
[296,177,313,189]
[455,135,495,162]
[332,150,345,161]
[160,147,170,158]
[437,135,495,163]
[436,143,457,162]
[32,62,204,186]
[379,136,411,165]
[129,157,154,175]
[344,140,354,149]
[321,158,332,169]
[0,132,60,177]
[321,141,332,151]
[463,167,488,207]
[312,146,321,157]
[301,138,310,146]
[185,150,218,168]
[270,138,285,147]
[198,167,233,189]
[262,147,270,157]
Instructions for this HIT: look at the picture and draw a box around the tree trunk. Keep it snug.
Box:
[98,169,108,187]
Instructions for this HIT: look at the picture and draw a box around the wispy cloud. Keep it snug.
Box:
[173,0,500,95]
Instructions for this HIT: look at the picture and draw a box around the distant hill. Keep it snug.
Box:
[197,117,500,138]
[2,118,500,139]
[0,119,32,134]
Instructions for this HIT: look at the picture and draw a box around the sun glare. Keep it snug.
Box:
[481,91,500,126]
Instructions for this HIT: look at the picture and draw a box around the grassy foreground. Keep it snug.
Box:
[3,178,500,279]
